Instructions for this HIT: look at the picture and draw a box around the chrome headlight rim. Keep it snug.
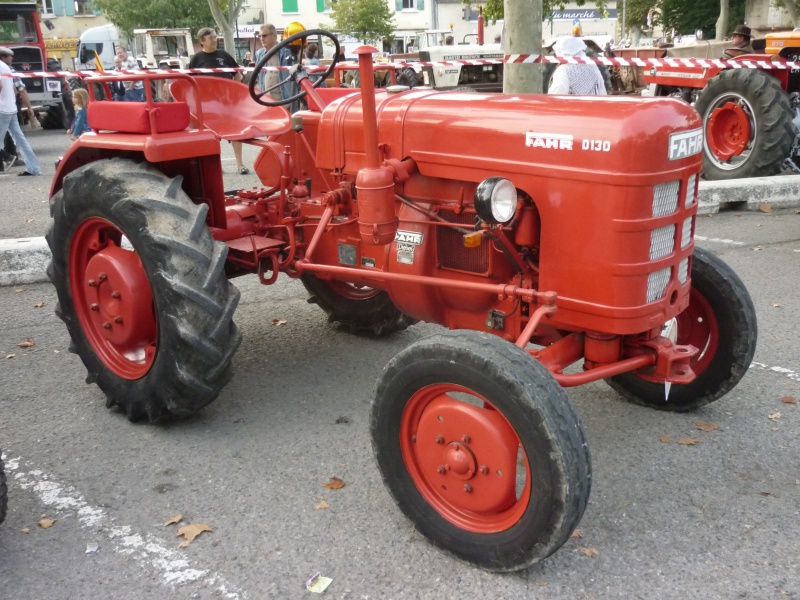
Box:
[475,177,517,225]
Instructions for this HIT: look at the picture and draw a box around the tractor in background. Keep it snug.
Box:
[46,29,756,572]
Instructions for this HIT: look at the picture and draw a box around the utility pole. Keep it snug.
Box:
[504,0,542,93]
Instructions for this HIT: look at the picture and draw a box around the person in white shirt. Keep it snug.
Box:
[0,47,41,176]
[116,46,144,101]
[547,36,607,96]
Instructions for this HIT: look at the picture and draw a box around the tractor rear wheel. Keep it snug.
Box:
[0,453,7,525]
[607,247,757,411]
[371,331,590,571]
[694,69,794,180]
[301,275,416,336]
[46,159,242,421]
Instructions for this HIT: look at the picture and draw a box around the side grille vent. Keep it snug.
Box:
[436,211,488,274]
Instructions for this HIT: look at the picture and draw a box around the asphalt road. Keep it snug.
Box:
[1,131,799,599]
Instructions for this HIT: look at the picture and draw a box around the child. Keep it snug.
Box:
[68,88,92,141]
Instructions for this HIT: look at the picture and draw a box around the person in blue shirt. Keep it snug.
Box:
[68,88,92,141]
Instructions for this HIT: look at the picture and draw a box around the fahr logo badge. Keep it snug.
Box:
[395,230,423,245]
[525,132,573,151]
[668,128,703,160]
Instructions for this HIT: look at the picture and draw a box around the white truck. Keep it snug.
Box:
[76,25,193,72]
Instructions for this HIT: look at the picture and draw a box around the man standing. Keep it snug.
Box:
[254,24,288,101]
[188,28,249,175]
[0,47,41,176]
[547,37,606,96]
[723,25,754,59]
[116,46,144,102]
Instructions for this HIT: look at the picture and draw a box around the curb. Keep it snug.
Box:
[2,176,799,287]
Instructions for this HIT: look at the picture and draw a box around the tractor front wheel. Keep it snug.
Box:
[301,275,416,336]
[46,159,242,421]
[607,247,757,411]
[694,69,794,180]
[371,331,590,571]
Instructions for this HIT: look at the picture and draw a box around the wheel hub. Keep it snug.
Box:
[707,101,750,160]
[413,396,520,514]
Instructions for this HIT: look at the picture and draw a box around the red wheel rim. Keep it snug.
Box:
[69,218,157,379]
[326,280,382,301]
[707,101,750,161]
[400,384,530,533]
[675,287,719,376]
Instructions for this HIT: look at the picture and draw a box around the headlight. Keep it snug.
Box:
[474,177,517,224]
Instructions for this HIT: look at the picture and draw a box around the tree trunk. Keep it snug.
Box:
[504,0,542,93]
[715,0,730,41]
[207,0,243,56]
[782,0,800,28]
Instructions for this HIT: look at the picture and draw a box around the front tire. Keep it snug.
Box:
[694,69,794,180]
[47,159,242,421]
[607,247,757,411]
[301,275,416,336]
[371,331,590,571]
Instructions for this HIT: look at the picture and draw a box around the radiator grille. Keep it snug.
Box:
[678,257,689,284]
[650,225,676,261]
[652,181,680,217]
[647,267,671,303]
[436,211,488,274]
[681,217,693,249]
[685,174,697,208]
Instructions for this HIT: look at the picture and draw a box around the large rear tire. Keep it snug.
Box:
[607,247,757,411]
[372,331,590,571]
[301,275,416,336]
[694,69,794,180]
[46,159,242,421]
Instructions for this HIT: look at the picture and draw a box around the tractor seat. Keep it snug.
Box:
[170,77,292,141]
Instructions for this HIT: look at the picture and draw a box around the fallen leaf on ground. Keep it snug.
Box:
[760,491,779,497]
[271,318,286,326]
[769,412,782,421]
[6,354,15,359]
[38,518,56,529]
[17,339,34,348]
[579,547,598,557]
[14,288,24,293]
[677,437,701,445]
[570,529,582,538]
[335,416,349,424]
[164,514,183,526]
[20,528,30,534]
[694,421,719,432]
[781,396,796,404]
[323,476,345,490]
[752,246,762,251]
[25,218,34,223]
[34,302,44,308]
[773,303,782,308]
[658,435,670,443]
[177,523,213,547]
[315,499,330,510]
[757,202,773,213]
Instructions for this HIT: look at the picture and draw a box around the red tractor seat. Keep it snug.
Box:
[170,77,292,141]
[87,101,191,134]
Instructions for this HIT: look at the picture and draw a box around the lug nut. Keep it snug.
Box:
[98,273,107,281]
[90,303,99,311]
[87,279,97,287]
[464,484,473,493]
[114,316,123,324]
[461,434,471,443]
[435,435,445,444]
[437,466,446,474]
[111,291,120,299]
[102,322,112,329]
[480,465,489,475]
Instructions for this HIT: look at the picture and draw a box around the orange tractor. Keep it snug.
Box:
[47,30,757,571]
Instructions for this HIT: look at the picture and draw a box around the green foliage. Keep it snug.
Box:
[93,0,214,37]
[325,0,396,44]
[661,0,745,37]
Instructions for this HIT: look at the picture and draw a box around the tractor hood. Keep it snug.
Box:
[315,89,703,186]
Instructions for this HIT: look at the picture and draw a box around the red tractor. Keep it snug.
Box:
[641,45,799,180]
[47,30,757,571]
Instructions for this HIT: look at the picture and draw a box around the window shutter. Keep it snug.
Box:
[316,0,325,11]
[417,0,424,9]
[282,0,299,12]
[395,0,403,11]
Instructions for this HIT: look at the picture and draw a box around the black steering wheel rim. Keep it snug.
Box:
[248,29,341,107]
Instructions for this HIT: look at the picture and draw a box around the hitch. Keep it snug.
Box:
[624,336,699,384]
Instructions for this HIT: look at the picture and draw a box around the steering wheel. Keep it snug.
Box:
[249,29,340,107]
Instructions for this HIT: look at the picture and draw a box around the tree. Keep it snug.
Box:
[205,0,246,56]
[325,0,396,45]
[661,0,744,39]
[92,0,215,37]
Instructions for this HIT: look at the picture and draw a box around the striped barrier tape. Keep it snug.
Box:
[1,55,796,78]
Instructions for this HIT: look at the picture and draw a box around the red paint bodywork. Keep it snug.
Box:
[53,60,703,385]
